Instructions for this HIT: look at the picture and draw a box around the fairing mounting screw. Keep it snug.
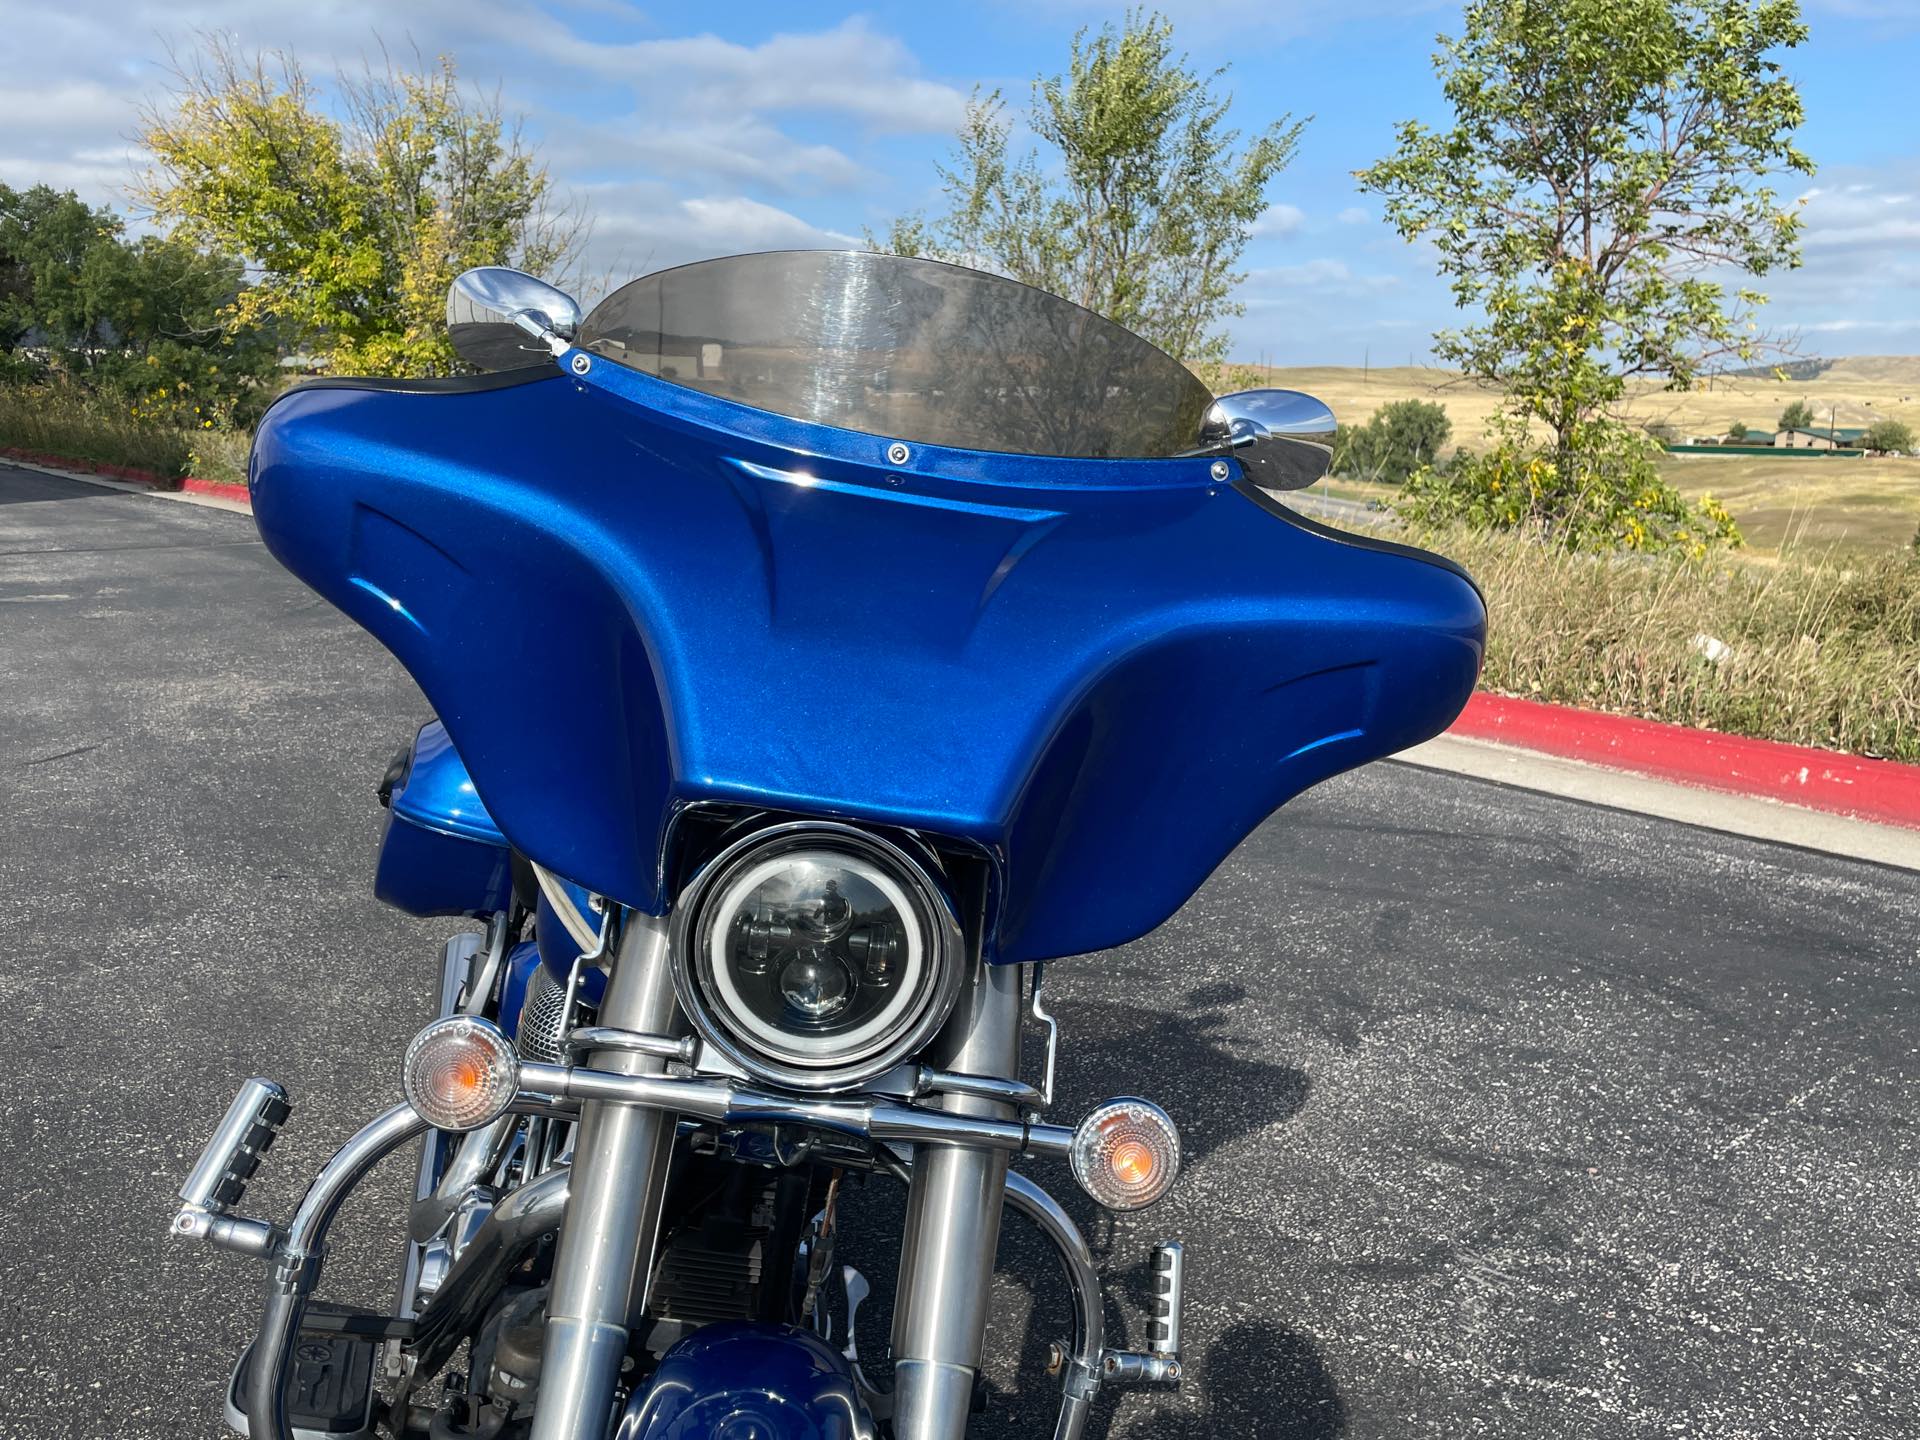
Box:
[887,442,912,465]
[1209,460,1231,482]
[570,353,592,375]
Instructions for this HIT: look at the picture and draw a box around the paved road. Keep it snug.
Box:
[2,463,1915,1440]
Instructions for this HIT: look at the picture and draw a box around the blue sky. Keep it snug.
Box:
[4,0,1918,364]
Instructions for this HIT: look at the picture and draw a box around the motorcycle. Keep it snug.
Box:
[170,250,1484,1440]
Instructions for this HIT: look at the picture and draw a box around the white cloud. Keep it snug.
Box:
[566,188,859,296]
[1251,202,1305,236]
[515,19,967,135]
[677,197,858,249]
[0,2,962,279]
[1796,181,1920,250]
[1336,205,1370,225]
[1003,0,1453,40]
[1243,257,1401,298]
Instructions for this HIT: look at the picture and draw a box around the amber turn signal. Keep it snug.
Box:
[1069,1098,1181,1211]
[403,1016,519,1132]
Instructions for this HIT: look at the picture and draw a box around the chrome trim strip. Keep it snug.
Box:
[512,1061,1075,1156]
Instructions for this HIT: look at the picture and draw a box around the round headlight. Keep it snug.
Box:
[672,824,963,1091]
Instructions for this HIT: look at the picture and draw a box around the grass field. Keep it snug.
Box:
[1659,453,1920,553]
[1242,357,1920,554]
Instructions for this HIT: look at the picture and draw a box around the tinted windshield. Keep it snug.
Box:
[575,251,1213,459]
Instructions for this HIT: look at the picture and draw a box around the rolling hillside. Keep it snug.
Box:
[1233,360,1920,553]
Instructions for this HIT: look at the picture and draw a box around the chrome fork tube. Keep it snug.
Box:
[529,913,683,1440]
[890,959,1024,1440]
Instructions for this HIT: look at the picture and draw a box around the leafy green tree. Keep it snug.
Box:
[1778,399,1815,432]
[0,181,274,420]
[1400,415,1741,555]
[138,39,578,377]
[1728,420,1749,441]
[1358,0,1809,549]
[1864,419,1914,454]
[1336,398,1453,483]
[879,10,1304,365]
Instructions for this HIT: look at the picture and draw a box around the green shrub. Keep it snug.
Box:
[1397,417,1740,556]
[1864,418,1915,455]
[1334,398,1451,484]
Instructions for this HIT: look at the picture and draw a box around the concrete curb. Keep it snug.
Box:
[1450,693,1920,832]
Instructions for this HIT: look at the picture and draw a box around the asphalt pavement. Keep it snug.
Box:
[2,462,1915,1440]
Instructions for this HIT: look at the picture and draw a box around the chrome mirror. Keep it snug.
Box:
[1197,389,1337,490]
[446,267,582,372]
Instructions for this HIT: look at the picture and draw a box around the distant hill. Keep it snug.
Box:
[1235,360,1920,435]
[1725,356,1920,386]
[1725,358,1834,381]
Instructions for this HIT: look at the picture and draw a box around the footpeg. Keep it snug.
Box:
[1100,1240,1185,1387]
[172,1078,290,1257]
[1148,1239,1184,1357]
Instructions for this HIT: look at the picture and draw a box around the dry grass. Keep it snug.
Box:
[0,384,195,480]
[1237,356,1920,437]
[1658,452,1920,554]
[1223,360,1920,555]
[0,384,253,486]
[1404,522,1920,761]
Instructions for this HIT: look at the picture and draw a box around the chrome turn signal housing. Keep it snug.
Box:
[403,1016,520,1131]
[1070,1097,1181,1211]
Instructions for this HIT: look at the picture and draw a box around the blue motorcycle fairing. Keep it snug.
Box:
[615,1322,872,1440]
[373,718,516,918]
[251,356,1484,963]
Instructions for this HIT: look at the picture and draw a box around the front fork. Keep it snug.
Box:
[534,936,1028,1440]
[529,911,683,1440]
[891,959,1024,1440]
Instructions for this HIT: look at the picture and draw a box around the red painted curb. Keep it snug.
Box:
[1449,692,1920,831]
[180,476,252,505]
[0,445,170,488]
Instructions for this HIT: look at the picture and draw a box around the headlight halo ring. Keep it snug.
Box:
[670,821,966,1092]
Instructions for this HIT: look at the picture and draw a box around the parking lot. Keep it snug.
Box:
[2,462,1915,1439]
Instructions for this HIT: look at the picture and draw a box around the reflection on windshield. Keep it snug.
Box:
[575,251,1213,460]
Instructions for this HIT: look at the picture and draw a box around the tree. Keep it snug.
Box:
[879,10,1304,365]
[1778,399,1814,432]
[1357,0,1809,549]
[1399,415,1741,555]
[1864,419,1914,454]
[1336,399,1453,483]
[139,39,579,377]
[0,180,275,419]
[1728,420,1749,441]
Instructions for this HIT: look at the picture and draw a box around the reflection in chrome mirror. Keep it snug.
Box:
[446,267,582,372]
[1198,389,1338,491]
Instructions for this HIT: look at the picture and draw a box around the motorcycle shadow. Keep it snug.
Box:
[840,978,1344,1437]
